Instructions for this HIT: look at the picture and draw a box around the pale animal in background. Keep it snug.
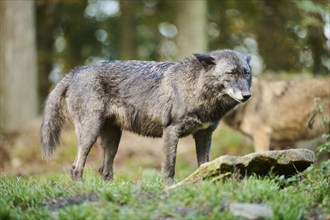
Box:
[223,77,330,152]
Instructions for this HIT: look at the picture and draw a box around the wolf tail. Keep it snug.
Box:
[40,74,72,158]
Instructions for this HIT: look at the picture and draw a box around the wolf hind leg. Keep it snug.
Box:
[71,115,103,181]
[98,122,122,181]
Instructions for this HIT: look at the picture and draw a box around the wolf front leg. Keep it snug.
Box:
[161,126,179,185]
[193,128,213,167]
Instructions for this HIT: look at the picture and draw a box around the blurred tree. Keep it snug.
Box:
[55,1,95,72]
[208,1,261,50]
[255,0,301,71]
[119,0,137,60]
[0,0,38,133]
[36,0,59,106]
[298,0,329,74]
[208,0,329,74]
[307,20,328,74]
[136,1,176,60]
[175,0,208,59]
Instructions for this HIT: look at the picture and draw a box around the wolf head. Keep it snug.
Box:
[194,50,252,103]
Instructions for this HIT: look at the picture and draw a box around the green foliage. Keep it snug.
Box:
[1,167,329,219]
[313,98,330,171]
[318,133,330,158]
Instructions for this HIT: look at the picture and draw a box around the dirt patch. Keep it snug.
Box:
[0,132,17,169]
[42,193,98,211]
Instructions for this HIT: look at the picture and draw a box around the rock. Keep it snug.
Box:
[166,149,315,191]
[229,203,273,220]
[42,193,98,211]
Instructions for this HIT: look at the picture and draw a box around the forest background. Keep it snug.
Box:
[0,0,329,176]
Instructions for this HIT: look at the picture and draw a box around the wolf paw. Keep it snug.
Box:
[70,166,83,181]
[162,177,174,186]
[98,166,113,181]
[102,174,113,181]
[101,171,113,181]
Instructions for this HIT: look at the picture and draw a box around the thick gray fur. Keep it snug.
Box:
[40,49,252,184]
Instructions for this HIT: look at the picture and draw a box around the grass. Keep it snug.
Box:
[1,165,329,220]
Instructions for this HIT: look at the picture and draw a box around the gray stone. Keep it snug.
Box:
[166,149,315,190]
[229,203,273,220]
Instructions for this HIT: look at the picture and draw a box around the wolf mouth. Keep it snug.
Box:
[228,93,243,103]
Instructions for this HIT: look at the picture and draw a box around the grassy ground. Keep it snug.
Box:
[1,164,329,220]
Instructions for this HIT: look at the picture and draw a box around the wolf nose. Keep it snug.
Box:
[242,95,251,102]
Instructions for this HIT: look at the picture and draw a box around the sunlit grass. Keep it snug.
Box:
[1,165,329,220]
[2,114,329,219]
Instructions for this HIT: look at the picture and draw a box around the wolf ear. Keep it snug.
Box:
[193,53,216,70]
[245,55,251,64]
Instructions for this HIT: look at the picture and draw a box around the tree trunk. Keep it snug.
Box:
[175,0,208,60]
[307,23,327,74]
[0,0,38,133]
[36,1,58,110]
[119,1,137,60]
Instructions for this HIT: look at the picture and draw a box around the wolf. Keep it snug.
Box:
[223,77,330,152]
[41,49,252,184]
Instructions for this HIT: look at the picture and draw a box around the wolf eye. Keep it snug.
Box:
[244,70,250,77]
[227,71,236,76]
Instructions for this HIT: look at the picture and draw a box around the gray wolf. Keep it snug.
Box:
[40,50,252,184]
[223,77,330,152]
